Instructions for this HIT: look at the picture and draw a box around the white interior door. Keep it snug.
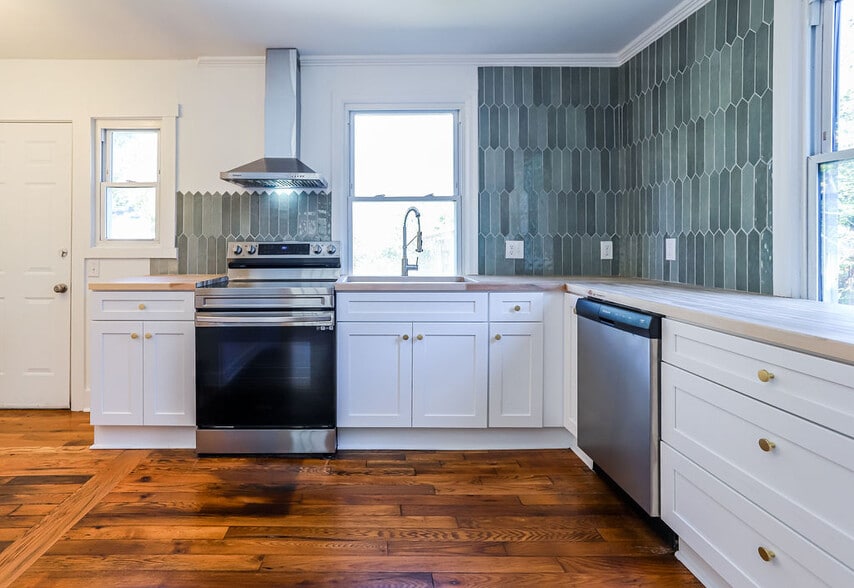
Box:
[0,122,72,408]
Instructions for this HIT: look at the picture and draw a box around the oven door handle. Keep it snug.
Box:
[195,312,334,328]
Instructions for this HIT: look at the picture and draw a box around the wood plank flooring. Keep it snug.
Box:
[0,411,701,587]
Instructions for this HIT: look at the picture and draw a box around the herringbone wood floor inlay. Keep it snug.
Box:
[0,411,701,587]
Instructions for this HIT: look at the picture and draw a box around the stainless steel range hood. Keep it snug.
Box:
[220,49,327,190]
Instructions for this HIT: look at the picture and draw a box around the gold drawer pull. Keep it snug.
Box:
[130,333,139,340]
[402,334,409,341]
[758,438,776,452]
[144,333,152,339]
[513,305,521,311]
[495,334,502,340]
[138,303,146,310]
[757,369,775,383]
[416,334,424,341]
[757,546,776,562]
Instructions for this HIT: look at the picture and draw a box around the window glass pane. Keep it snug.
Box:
[105,186,156,240]
[819,158,854,304]
[835,0,854,150]
[353,112,455,197]
[109,130,158,182]
[352,201,456,276]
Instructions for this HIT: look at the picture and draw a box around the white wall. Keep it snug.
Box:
[0,56,478,411]
[0,58,267,410]
[300,62,480,274]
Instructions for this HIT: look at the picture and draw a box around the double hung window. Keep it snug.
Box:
[810,0,854,304]
[348,110,461,276]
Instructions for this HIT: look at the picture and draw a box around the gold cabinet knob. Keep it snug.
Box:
[130,333,139,339]
[402,334,410,341]
[758,438,776,452]
[144,333,152,339]
[513,304,521,312]
[495,334,502,340]
[138,303,146,310]
[757,546,776,562]
[416,334,423,341]
[757,369,775,383]
[53,283,68,293]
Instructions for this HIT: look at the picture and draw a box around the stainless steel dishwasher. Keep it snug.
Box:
[576,298,662,516]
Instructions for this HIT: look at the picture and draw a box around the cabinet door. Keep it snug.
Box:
[337,322,413,427]
[412,322,488,428]
[143,321,195,426]
[564,294,580,435]
[488,322,543,427]
[90,321,144,425]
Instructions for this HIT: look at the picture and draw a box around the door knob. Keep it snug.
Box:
[757,369,775,382]
[513,305,521,311]
[53,283,68,293]
[416,334,424,341]
[495,334,502,340]
[402,334,410,341]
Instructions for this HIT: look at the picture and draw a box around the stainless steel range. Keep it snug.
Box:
[194,241,340,455]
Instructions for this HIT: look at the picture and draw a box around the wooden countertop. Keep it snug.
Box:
[565,278,854,366]
[88,274,227,292]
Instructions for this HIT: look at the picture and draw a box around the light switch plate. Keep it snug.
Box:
[665,238,676,261]
[600,240,613,260]
[86,260,100,278]
[506,240,524,259]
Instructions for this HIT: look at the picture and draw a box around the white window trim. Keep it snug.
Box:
[344,104,466,275]
[91,116,177,259]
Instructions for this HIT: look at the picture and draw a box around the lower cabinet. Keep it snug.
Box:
[661,319,854,586]
[90,320,195,426]
[488,321,543,427]
[337,321,488,428]
[89,291,196,435]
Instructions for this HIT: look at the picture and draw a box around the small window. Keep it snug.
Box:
[810,0,854,304]
[349,110,460,276]
[95,120,163,244]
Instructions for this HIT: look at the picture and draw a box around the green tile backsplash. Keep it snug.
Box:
[478,0,773,294]
[152,190,331,275]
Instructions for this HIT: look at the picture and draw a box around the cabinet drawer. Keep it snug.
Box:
[488,292,543,322]
[336,292,488,322]
[663,319,854,437]
[89,291,195,321]
[662,444,854,588]
[662,363,854,568]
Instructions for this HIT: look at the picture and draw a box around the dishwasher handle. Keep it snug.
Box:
[575,298,661,339]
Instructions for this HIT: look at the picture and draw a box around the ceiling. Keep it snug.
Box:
[0,0,692,60]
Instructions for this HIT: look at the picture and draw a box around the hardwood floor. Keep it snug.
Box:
[0,411,701,587]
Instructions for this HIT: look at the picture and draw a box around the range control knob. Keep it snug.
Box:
[313,244,323,254]
[327,244,337,255]
[247,245,257,254]
[233,245,243,255]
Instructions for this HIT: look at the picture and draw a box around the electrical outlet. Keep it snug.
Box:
[505,240,524,259]
[665,238,676,261]
[86,260,100,278]
[600,240,613,260]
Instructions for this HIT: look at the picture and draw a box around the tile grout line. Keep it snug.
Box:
[0,449,149,588]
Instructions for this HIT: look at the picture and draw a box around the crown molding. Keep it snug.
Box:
[197,56,265,67]
[617,0,712,65]
[300,53,621,68]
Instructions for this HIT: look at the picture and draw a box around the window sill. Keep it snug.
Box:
[86,246,178,260]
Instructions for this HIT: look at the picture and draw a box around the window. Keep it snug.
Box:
[810,0,854,304]
[348,109,461,276]
[94,118,175,253]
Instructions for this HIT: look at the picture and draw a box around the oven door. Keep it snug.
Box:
[195,311,335,430]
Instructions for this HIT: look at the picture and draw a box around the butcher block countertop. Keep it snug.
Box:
[566,278,854,366]
[88,274,226,292]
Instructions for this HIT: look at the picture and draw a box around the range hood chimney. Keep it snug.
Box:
[220,49,327,190]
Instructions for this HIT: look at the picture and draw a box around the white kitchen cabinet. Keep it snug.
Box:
[89,292,195,433]
[660,319,854,586]
[336,292,489,428]
[337,321,413,427]
[488,292,543,428]
[563,293,580,436]
[337,320,488,428]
